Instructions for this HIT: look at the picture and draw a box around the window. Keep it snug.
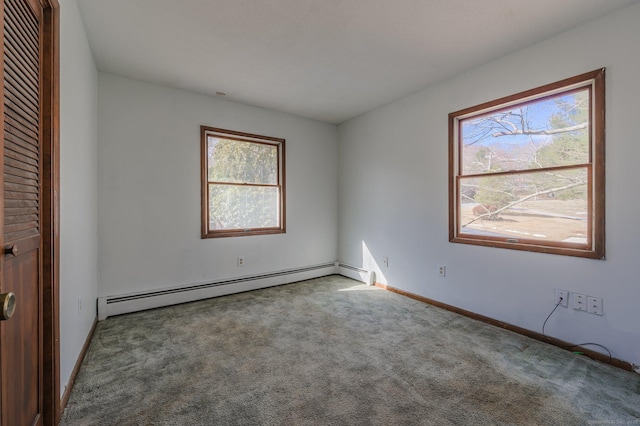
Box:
[449,69,605,258]
[201,126,285,238]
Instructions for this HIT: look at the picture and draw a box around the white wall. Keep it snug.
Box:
[59,0,99,395]
[97,74,338,298]
[338,2,640,366]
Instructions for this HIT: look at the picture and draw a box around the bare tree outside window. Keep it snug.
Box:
[449,69,605,258]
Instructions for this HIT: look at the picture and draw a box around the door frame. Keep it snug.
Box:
[39,0,60,424]
[0,0,58,423]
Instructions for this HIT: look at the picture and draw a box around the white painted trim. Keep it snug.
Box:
[98,263,337,320]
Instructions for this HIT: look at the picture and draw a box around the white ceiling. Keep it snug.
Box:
[76,0,638,124]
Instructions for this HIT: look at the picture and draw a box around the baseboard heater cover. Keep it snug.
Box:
[98,262,337,320]
[338,263,374,285]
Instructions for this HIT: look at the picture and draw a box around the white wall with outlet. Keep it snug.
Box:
[338,2,640,366]
[97,73,338,298]
[59,0,99,396]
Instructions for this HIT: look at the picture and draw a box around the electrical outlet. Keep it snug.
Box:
[438,265,446,277]
[78,297,82,314]
[237,256,245,267]
[573,293,587,311]
[383,256,389,268]
[554,290,568,307]
[587,296,603,315]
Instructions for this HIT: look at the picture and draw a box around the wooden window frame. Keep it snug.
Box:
[201,126,286,238]
[448,69,605,259]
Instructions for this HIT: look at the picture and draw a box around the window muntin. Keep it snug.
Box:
[449,69,605,258]
[201,126,285,238]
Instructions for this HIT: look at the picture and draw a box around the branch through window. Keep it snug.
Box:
[449,69,605,258]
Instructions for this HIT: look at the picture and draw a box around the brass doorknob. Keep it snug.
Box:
[0,292,16,320]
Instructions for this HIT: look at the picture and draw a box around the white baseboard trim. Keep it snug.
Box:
[337,262,374,285]
[97,262,338,320]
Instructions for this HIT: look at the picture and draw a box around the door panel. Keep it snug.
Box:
[0,0,43,425]
[2,242,41,425]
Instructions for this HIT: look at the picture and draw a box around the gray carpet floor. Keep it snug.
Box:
[61,275,640,425]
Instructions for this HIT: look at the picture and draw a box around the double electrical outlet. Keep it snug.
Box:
[554,289,603,315]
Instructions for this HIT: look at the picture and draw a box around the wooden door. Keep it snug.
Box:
[0,0,45,424]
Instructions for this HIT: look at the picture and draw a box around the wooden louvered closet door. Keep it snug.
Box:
[0,0,44,424]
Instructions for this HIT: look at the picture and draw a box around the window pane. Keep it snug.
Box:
[459,167,589,244]
[209,184,279,230]
[208,137,278,184]
[461,89,590,175]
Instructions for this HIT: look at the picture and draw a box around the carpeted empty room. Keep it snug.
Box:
[60,275,639,425]
[42,1,640,425]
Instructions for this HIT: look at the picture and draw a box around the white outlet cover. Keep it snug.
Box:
[573,293,587,311]
[438,265,446,277]
[555,290,568,307]
[587,296,603,315]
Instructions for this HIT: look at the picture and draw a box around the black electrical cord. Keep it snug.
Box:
[541,297,612,364]
[541,298,563,339]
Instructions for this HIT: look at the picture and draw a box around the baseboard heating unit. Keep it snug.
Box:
[337,263,374,285]
[97,262,337,320]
